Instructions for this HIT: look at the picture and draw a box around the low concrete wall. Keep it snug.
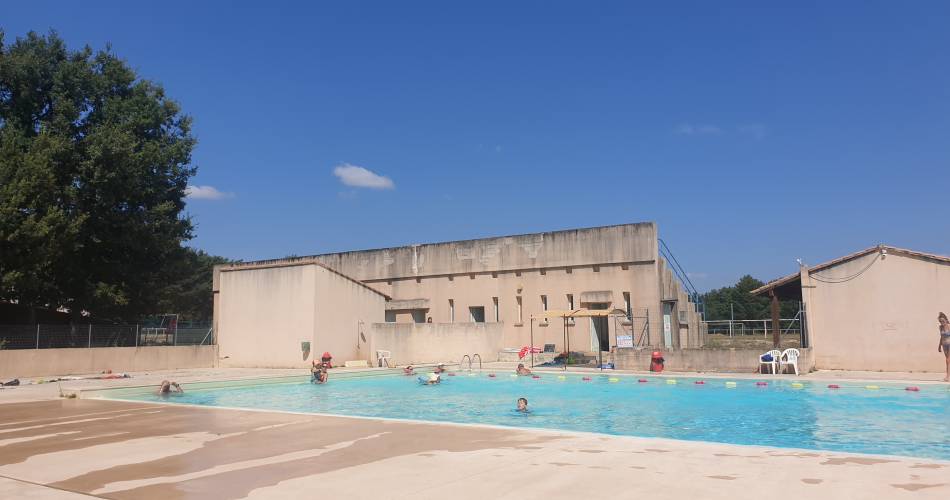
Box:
[369,323,504,365]
[613,348,814,374]
[0,345,218,378]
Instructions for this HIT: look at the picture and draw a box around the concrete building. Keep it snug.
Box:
[213,223,703,367]
[214,261,388,368]
[753,245,950,373]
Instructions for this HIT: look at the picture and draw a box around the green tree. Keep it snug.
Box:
[702,275,798,321]
[155,248,233,322]
[0,30,196,321]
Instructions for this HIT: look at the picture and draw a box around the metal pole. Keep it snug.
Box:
[529,318,534,368]
[88,324,92,348]
[36,324,40,349]
[135,324,139,347]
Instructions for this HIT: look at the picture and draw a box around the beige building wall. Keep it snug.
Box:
[310,223,703,352]
[368,322,504,366]
[215,263,386,368]
[802,251,950,372]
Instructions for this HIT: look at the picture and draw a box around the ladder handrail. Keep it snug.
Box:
[472,353,482,371]
[460,354,472,371]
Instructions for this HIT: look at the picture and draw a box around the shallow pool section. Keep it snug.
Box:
[110,373,950,460]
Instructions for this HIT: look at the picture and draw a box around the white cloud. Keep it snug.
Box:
[675,123,722,136]
[738,123,767,139]
[185,185,234,200]
[333,163,395,190]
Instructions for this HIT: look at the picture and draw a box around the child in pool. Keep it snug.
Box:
[517,397,528,413]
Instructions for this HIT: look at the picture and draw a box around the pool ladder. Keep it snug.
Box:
[460,353,482,371]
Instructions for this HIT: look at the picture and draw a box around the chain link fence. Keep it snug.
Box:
[0,324,213,350]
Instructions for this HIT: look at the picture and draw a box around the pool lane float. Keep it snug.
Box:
[447,373,456,377]
[905,386,920,392]
[791,382,804,389]
[725,381,737,388]
[509,374,518,378]
[608,377,620,383]
[467,373,477,376]
[827,384,840,389]
[665,379,677,385]
[755,382,768,387]
[865,385,880,390]
[638,379,648,383]
[694,380,705,385]
[488,373,496,378]
[557,375,566,381]
[582,377,592,381]
[532,375,541,379]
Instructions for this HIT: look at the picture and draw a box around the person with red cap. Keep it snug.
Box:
[321,352,333,368]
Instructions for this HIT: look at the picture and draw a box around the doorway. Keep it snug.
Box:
[589,303,609,351]
[662,302,674,348]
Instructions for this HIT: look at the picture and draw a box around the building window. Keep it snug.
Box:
[449,299,455,322]
[623,292,632,318]
[540,269,546,275]
[470,306,486,323]
[516,296,523,324]
[493,297,499,322]
[541,295,548,311]
[567,294,574,310]
[385,311,396,323]
[592,265,600,273]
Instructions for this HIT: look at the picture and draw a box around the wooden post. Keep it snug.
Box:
[770,290,781,348]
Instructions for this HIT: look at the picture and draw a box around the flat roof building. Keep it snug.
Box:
[214,222,703,367]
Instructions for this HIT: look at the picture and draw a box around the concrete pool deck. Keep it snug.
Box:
[0,367,948,499]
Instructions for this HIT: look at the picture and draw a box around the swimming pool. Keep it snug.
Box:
[109,372,950,461]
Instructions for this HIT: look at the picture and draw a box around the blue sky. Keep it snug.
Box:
[5,1,949,291]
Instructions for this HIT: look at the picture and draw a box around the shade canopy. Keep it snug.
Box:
[531,308,627,320]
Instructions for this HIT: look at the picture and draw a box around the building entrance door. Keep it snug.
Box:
[662,302,674,348]
[589,303,609,351]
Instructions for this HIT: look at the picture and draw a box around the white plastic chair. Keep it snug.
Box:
[376,350,393,368]
[780,348,801,375]
[759,349,781,374]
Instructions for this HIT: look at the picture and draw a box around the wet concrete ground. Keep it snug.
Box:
[0,397,947,499]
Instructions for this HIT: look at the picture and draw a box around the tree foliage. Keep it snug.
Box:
[0,30,196,321]
[155,248,233,322]
[701,275,798,321]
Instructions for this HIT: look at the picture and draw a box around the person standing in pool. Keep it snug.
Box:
[158,380,183,394]
[517,397,528,413]
[938,312,950,382]
[516,363,532,376]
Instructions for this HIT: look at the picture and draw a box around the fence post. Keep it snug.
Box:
[35,324,40,349]
[135,324,139,347]
[88,324,92,348]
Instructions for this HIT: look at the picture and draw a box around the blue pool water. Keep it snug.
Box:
[117,373,950,460]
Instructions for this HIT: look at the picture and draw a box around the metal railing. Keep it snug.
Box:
[0,324,214,350]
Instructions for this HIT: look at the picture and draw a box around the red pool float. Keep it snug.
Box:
[755,382,768,387]
[695,381,705,385]
[532,375,541,379]
[488,373,496,378]
[905,386,920,392]
[638,379,648,383]
[582,376,592,381]
[447,373,456,376]
[827,384,840,389]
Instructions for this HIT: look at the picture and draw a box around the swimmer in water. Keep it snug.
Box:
[433,363,446,374]
[158,380,183,394]
[517,397,528,413]
[422,372,441,385]
[404,365,415,376]
[516,363,532,376]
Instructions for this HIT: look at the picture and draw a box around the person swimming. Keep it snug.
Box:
[404,365,415,376]
[433,363,446,374]
[517,397,528,413]
[516,363,532,376]
[158,380,183,394]
[419,372,441,385]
